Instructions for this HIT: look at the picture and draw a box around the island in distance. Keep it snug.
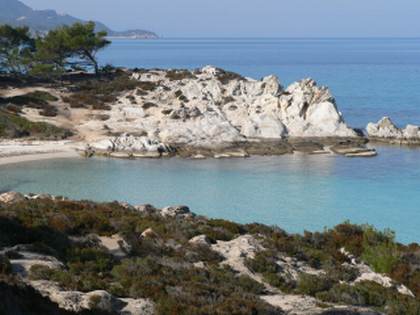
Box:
[0,0,158,39]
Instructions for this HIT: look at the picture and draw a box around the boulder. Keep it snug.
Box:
[188,235,211,247]
[367,117,402,139]
[161,205,194,218]
[367,117,420,144]
[0,192,25,204]
[88,133,174,156]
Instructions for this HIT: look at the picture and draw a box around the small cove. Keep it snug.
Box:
[1,144,419,243]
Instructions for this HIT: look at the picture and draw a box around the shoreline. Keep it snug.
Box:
[0,140,82,166]
[0,150,81,167]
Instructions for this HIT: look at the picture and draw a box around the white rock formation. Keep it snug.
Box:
[98,234,131,258]
[188,235,211,247]
[1,244,155,315]
[160,205,194,218]
[340,248,414,297]
[0,192,25,204]
[89,133,173,155]
[31,280,155,315]
[367,117,420,143]
[86,67,357,153]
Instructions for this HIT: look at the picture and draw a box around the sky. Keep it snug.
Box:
[23,0,420,38]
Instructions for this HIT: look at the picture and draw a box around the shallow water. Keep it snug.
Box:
[2,38,420,243]
[1,144,420,243]
[99,38,420,128]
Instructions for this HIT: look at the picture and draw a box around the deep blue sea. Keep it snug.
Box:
[99,38,420,128]
[1,38,420,243]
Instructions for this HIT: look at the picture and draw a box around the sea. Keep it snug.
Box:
[1,38,420,243]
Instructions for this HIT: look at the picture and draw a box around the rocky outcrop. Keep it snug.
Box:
[0,192,66,204]
[81,67,365,158]
[340,248,414,297]
[367,117,420,145]
[31,281,155,315]
[87,133,175,158]
[1,244,154,315]
[0,192,25,204]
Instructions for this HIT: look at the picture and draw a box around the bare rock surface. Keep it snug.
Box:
[0,191,25,204]
[30,280,155,315]
[367,117,420,144]
[83,67,361,157]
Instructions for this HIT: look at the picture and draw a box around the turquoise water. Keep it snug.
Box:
[1,144,420,243]
[99,38,420,128]
[2,38,420,243]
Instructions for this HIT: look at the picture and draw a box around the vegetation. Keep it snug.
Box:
[0,22,110,76]
[1,198,420,314]
[0,25,35,75]
[0,109,72,139]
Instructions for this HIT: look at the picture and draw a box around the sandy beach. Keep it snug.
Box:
[0,140,81,166]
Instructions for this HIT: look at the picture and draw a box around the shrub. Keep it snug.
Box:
[316,281,387,307]
[361,227,399,274]
[0,109,73,139]
[0,255,12,274]
[297,273,335,296]
[166,70,195,81]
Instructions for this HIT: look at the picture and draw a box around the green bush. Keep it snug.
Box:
[297,273,335,296]
[0,254,12,274]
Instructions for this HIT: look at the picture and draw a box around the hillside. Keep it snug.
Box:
[1,192,420,314]
[0,0,158,38]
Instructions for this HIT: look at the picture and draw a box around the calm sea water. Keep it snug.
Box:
[1,145,420,243]
[99,38,420,128]
[1,39,420,243]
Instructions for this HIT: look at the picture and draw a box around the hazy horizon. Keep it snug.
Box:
[20,0,420,38]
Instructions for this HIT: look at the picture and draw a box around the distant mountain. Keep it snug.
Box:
[0,0,158,39]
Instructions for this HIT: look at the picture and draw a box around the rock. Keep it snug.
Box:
[213,149,249,159]
[278,79,357,138]
[0,192,25,204]
[211,235,264,282]
[98,234,131,258]
[367,117,420,144]
[5,250,64,277]
[330,144,377,157]
[30,280,155,315]
[77,67,361,158]
[119,298,155,315]
[161,205,194,218]
[134,204,158,214]
[188,235,211,247]
[367,117,402,139]
[340,248,414,298]
[89,133,174,157]
[141,228,158,239]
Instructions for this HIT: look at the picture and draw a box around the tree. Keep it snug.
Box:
[0,25,35,74]
[65,22,110,74]
[34,22,110,75]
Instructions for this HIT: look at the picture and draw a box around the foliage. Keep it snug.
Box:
[2,198,420,314]
[34,22,110,75]
[0,25,35,74]
[61,72,139,110]
[0,22,109,76]
[361,226,400,274]
[296,273,335,296]
[0,109,72,139]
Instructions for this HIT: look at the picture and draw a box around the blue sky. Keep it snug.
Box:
[23,0,420,37]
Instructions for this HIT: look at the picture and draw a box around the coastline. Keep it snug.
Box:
[0,150,80,167]
[0,140,82,166]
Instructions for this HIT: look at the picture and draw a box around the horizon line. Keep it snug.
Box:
[118,36,420,40]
